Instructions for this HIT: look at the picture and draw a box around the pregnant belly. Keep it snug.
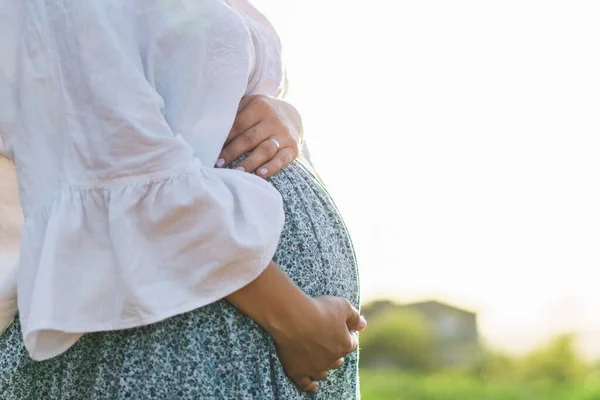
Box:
[264,160,360,308]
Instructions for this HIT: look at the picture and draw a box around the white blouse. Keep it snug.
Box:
[0,0,287,361]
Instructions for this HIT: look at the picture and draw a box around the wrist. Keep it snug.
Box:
[264,293,318,344]
[225,261,318,343]
[271,97,303,146]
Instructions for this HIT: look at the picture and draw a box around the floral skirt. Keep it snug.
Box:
[0,160,360,399]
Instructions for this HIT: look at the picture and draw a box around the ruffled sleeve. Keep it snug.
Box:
[11,0,285,361]
[19,158,284,361]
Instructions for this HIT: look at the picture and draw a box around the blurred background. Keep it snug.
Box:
[255,0,600,398]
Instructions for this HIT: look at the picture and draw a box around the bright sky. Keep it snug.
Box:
[254,0,600,353]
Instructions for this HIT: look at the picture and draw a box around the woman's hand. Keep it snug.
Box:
[225,262,366,393]
[216,95,303,178]
[271,296,367,392]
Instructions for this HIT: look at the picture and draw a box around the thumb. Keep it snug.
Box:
[345,306,367,332]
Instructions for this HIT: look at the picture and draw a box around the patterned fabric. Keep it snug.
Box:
[0,160,361,399]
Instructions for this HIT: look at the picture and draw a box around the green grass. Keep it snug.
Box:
[359,370,600,400]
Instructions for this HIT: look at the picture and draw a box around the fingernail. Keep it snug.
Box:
[235,166,245,172]
[259,167,268,176]
[216,158,225,168]
[358,316,367,330]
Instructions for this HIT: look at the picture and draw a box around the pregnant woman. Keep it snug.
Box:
[0,0,362,398]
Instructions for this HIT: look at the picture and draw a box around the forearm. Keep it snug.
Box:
[226,261,314,340]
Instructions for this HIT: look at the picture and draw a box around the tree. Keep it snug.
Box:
[518,333,588,383]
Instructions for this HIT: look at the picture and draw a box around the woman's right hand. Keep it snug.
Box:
[271,296,367,392]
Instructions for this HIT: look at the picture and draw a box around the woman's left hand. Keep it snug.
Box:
[216,95,303,178]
